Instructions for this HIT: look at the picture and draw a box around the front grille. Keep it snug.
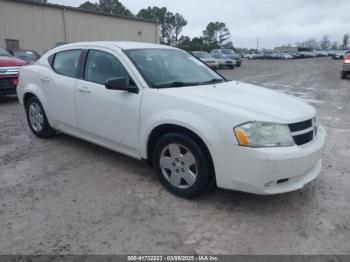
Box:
[0,66,19,76]
[288,119,316,146]
[292,130,314,145]
[226,61,233,64]
[0,78,15,89]
[288,119,312,132]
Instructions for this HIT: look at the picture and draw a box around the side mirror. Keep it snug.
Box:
[105,77,139,94]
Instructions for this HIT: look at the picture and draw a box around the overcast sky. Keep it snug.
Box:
[48,0,350,48]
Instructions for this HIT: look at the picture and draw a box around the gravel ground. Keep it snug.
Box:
[0,57,349,255]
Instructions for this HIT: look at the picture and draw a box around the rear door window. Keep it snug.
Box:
[52,50,81,78]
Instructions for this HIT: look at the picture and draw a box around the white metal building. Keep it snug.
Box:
[0,0,159,54]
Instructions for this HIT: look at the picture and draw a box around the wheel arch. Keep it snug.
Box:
[23,92,36,107]
[145,123,216,181]
[22,89,53,127]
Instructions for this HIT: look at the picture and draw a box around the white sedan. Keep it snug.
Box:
[17,41,326,198]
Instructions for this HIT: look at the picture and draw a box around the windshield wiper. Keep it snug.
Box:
[153,81,199,88]
[200,78,225,85]
[153,78,224,88]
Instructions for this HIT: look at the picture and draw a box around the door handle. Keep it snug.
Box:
[77,87,91,93]
[40,76,50,82]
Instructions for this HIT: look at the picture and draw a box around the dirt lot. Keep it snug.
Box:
[0,57,349,255]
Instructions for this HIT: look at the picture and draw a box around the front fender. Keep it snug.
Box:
[140,109,221,160]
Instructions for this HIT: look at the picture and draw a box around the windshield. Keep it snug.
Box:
[221,49,235,54]
[213,54,227,59]
[0,47,11,57]
[193,52,212,59]
[125,49,224,88]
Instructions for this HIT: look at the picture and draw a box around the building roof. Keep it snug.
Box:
[5,0,157,24]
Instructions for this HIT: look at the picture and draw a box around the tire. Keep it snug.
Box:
[230,66,235,69]
[25,96,55,138]
[153,133,213,199]
[341,71,347,79]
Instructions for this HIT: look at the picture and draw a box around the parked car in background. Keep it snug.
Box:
[0,47,28,97]
[192,51,219,69]
[341,52,350,79]
[17,41,326,198]
[12,50,41,63]
[54,42,68,48]
[211,49,242,67]
[333,51,346,60]
[243,53,257,59]
[276,53,293,59]
[313,51,328,57]
[299,52,315,58]
[290,52,303,59]
[255,53,266,59]
[327,50,338,58]
[211,53,236,69]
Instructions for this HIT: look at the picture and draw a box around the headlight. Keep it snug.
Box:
[234,122,295,147]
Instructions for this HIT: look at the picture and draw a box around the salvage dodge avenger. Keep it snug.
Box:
[17,42,326,198]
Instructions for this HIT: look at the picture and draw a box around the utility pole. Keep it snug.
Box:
[257,37,259,51]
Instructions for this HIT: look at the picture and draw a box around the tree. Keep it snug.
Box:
[343,34,349,48]
[203,22,218,44]
[217,23,231,46]
[177,36,220,52]
[138,7,187,45]
[138,7,168,43]
[79,0,133,17]
[99,0,133,16]
[331,41,338,50]
[173,13,187,45]
[320,35,331,51]
[177,35,191,50]
[79,1,99,12]
[297,38,320,50]
[223,41,233,49]
[203,22,231,47]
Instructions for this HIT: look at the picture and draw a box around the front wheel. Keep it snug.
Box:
[153,133,213,199]
[26,96,56,138]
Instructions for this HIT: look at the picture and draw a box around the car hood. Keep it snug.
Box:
[160,81,315,123]
[0,56,28,67]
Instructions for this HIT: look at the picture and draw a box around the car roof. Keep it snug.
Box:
[56,41,175,51]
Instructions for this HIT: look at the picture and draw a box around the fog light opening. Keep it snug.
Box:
[277,178,289,184]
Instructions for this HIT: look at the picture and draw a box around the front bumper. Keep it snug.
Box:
[219,61,235,68]
[206,62,219,69]
[212,125,326,195]
[0,77,18,96]
[235,59,242,66]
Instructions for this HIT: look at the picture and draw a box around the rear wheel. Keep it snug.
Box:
[26,96,55,138]
[153,133,212,199]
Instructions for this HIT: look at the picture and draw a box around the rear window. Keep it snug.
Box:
[52,50,81,78]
